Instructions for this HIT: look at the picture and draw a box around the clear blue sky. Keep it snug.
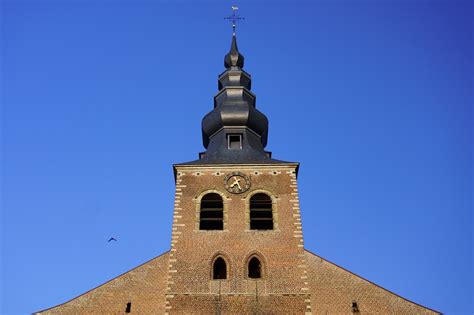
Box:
[1,0,472,314]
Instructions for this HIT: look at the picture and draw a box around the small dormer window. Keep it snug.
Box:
[227,134,242,149]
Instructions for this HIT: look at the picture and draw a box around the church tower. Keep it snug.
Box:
[36,23,440,315]
[165,34,312,314]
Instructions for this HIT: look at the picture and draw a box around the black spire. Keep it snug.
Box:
[188,34,284,164]
[224,35,244,69]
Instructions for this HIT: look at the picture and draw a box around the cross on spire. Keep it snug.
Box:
[224,6,244,36]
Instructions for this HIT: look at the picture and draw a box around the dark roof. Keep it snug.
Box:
[181,34,294,165]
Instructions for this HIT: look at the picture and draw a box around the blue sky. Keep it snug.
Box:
[1,0,472,314]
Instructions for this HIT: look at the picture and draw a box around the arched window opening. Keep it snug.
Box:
[212,257,227,280]
[200,193,224,230]
[249,193,273,230]
[248,257,262,279]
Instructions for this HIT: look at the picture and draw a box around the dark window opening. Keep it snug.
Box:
[213,257,227,279]
[125,302,131,313]
[248,257,262,279]
[200,193,224,230]
[227,134,242,150]
[250,193,273,230]
[352,301,360,314]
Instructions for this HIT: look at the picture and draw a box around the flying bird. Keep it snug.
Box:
[108,237,117,242]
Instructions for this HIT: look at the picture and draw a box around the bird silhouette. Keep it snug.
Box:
[108,237,117,242]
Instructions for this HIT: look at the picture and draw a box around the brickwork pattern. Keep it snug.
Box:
[305,250,439,315]
[37,249,439,314]
[165,164,310,314]
[36,252,169,314]
[169,294,307,314]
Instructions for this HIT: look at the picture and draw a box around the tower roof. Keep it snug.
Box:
[178,34,293,166]
[224,35,244,69]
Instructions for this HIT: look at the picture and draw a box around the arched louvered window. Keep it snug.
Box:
[200,193,224,230]
[249,193,273,230]
[212,257,227,279]
[248,257,262,279]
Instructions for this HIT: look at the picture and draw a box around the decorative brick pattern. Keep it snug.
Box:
[305,250,439,315]
[37,249,439,314]
[35,253,169,314]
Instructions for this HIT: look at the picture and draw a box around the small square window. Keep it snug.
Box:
[227,134,242,150]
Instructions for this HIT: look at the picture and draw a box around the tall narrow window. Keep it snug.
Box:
[248,257,262,279]
[200,193,224,230]
[352,301,360,314]
[249,193,273,230]
[213,257,227,279]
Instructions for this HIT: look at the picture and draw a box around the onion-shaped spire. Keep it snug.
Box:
[196,33,277,164]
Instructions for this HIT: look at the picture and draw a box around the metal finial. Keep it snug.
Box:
[224,6,244,36]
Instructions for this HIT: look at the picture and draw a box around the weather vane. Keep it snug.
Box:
[224,6,244,36]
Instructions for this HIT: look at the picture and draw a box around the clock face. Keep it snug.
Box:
[224,172,251,194]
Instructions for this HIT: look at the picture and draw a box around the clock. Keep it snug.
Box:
[224,172,251,194]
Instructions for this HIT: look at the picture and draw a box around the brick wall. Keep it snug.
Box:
[165,164,311,314]
[37,249,439,314]
[36,252,169,314]
[305,250,439,314]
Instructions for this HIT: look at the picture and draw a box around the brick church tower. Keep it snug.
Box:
[37,33,440,315]
[165,34,310,314]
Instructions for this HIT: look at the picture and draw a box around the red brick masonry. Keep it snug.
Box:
[36,250,439,314]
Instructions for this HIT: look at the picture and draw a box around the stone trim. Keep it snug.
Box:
[209,251,233,280]
[165,173,186,313]
[243,250,268,280]
[287,171,312,313]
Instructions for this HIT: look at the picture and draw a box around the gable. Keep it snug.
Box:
[305,250,440,314]
[36,252,170,314]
